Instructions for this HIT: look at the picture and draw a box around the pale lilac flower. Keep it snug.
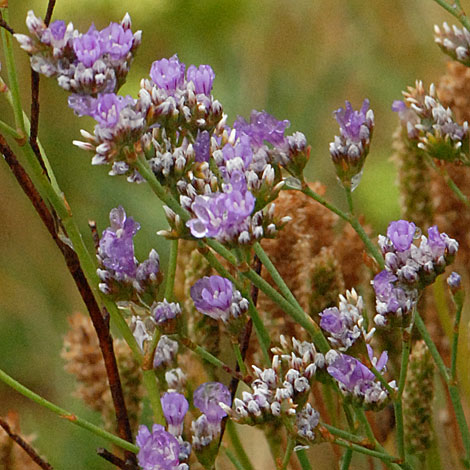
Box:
[98,206,139,278]
[150,54,185,92]
[136,424,180,470]
[334,99,371,142]
[447,271,461,290]
[193,382,231,426]
[73,24,102,68]
[427,225,446,258]
[386,220,416,252]
[152,299,182,324]
[154,335,179,369]
[100,22,133,60]
[186,64,215,95]
[186,188,255,241]
[190,276,248,322]
[49,20,66,41]
[234,110,290,148]
[89,93,135,128]
[161,392,189,436]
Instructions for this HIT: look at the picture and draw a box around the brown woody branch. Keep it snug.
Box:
[0,416,54,470]
[0,134,136,465]
[97,448,139,470]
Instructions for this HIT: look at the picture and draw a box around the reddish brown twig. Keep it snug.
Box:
[97,448,139,470]
[44,0,57,26]
[0,134,136,465]
[0,416,53,470]
[0,14,14,35]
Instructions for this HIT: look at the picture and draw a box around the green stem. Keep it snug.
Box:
[0,366,138,453]
[395,328,412,462]
[164,239,178,300]
[232,342,247,375]
[431,0,470,31]
[340,449,353,470]
[0,119,23,139]
[415,311,470,466]
[142,370,165,425]
[281,436,296,470]
[300,184,384,269]
[0,9,26,135]
[450,291,464,382]
[345,187,354,215]
[253,242,303,312]
[224,447,246,470]
[322,423,366,445]
[296,449,312,470]
[226,420,255,470]
[354,408,375,445]
[332,438,399,462]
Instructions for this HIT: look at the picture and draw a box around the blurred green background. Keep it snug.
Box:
[0,0,464,468]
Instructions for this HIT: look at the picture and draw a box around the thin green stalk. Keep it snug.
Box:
[354,408,375,445]
[345,187,354,215]
[296,449,312,470]
[253,242,303,312]
[0,366,138,453]
[340,449,353,470]
[281,436,296,470]
[224,447,246,470]
[232,342,247,375]
[431,0,470,31]
[241,267,330,353]
[0,9,26,135]
[322,423,366,445]
[450,291,464,382]
[164,239,178,300]
[415,311,470,466]
[300,184,384,269]
[226,420,255,470]
[0,119,23,139]
[142,370,165,425]
[395,329,412,462]
[332,438,399,463]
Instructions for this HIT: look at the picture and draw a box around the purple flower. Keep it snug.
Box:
[153,299,181,324]
[73,24,103,68]
[319,307,345,335]
[191,276,233,321]
[334,99,370,142]
[193,382,232,425]
[89,93,134,128]
[372,271,397,300]
[194,130,211,163]
[100,22,133,60]
[427,225,446,258]
[98,206,139,277]
[49,20,66,40]
[447,271,461,290]
[186,188,255,241]
[222,134,253,168]
[186,64,215,95]
[150,54,186,93]
[391,100,406,113]
[161,392,189,436]
[387,220,416,252]
[136,424,180,470]
[234,110,290,148]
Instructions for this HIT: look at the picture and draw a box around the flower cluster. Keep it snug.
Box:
[434,22,470,67]
[190,275,249,324]
[319,289,374,351]
[326,345,396,409]
[373,220,458,326]
[393,81,469,163]
[329,99,374,190]
[97,206,162,302]
[15,11,141,96]
[226,336,323,442]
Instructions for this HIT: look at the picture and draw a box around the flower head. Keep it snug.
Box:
[98,206,139,278]
[186,64,215,95]
[136,424,180,470]
[193,382,231,426]
[334,99,371,142]
[152,299,182,324]
[100,22,133,60]
[234,110,290,148]
[73,24,102,68]
[150,54,186,93]
[386,220,416,252]
[161,392,189,436]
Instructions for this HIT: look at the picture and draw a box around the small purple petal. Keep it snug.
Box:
[387,220,416,252]
[193,382,232,425]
